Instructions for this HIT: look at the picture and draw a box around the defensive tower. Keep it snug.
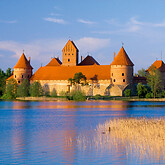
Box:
[110,46,134,86]
[13,53,33,84]
[62,40,79,66]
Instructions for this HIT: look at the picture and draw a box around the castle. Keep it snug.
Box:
[8,40,136,96]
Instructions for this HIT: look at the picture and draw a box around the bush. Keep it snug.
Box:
[145,92,153,98]
[51,88,57,97]
[68,90,86,101]
[94,94,102,100]
[137,83,149,98]
[59,90,67,97]
[124,89,132,97]
[161,90,165,98]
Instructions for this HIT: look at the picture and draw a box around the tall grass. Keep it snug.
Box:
[96,117,165,160]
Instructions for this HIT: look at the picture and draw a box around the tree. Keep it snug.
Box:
[124,89,132,97]
[17,79,30,97]
[0,75,6,96]
[147,66,162,98]
[137,83,149,98]
[6,68,12,78]
[5,78,17,99]
[137,68,146,77]
[0,68,13,97]
[29,81,43,97]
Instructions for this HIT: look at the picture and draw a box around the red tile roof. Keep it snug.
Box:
[14,53,33,69]
[111,47,134,66]
[79,55,100,65]
[46,58,62,66]
[146,60,165,72]
[30,65,111,81]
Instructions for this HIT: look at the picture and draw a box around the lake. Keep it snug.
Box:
[0,100,165,164]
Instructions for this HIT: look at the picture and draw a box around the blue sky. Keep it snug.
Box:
[1,0,165,73]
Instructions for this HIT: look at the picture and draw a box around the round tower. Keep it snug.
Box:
[13,53,33,84]
[110,47,134,86]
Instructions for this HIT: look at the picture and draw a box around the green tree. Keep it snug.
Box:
[4,78,17,99]
[29,81,43,97]
[137,83,149,98]
[147,66,162,98]
[135,68,146,77]
[73,72,87,85]
[17,79,30,97]
[124,89,132,97]
[0,75,6,96]
[68,72,87,91]
[6,68,12,77]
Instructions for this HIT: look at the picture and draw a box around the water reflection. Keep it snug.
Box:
[1,100,165,164]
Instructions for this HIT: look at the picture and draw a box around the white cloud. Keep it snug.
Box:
[44,17,67,24]
[76,37,110,54]
[78,19,96,25]
[0,37,110,67]
[0,20,17,24]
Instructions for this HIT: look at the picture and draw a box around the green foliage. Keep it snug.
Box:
[73,72,86,84]
[94,94,102,100]
[135,68,146,77]
[69,72,87,86]
[29,81,43,97]
[124,89,132,97]
[3,78,17,99]
[59,90,67,97]
[137,83,149,98]
[6,68,12,77]
[0,68,12,96]
[51,88,57,97]
[147,66,162,98]
[145,92,153,98]
[161,90,165,98]
[0,75,6,96]
[68,90,86,101]
[17,79,30,97]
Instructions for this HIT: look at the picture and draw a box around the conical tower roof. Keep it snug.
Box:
[46,58,62,66]
[111,47,134,66]
[14,53,33,69]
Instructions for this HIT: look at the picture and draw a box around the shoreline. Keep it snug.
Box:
[13,97,165,102]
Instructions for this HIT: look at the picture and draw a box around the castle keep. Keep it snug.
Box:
[8,40,135,96]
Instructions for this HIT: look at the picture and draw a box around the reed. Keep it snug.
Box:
[96,117,165,161]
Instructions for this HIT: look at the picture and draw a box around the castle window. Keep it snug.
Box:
[68,59,70,62]
[65,53,67,55]
[15,75,16,78]
[18,81,20,83]
[68,53,70,55]
[72,54,74,55]
[123,79,125,82]
[114,79,115,82]
[112,73,113,76]
[122,73,124,76]
[22,75,23,78]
